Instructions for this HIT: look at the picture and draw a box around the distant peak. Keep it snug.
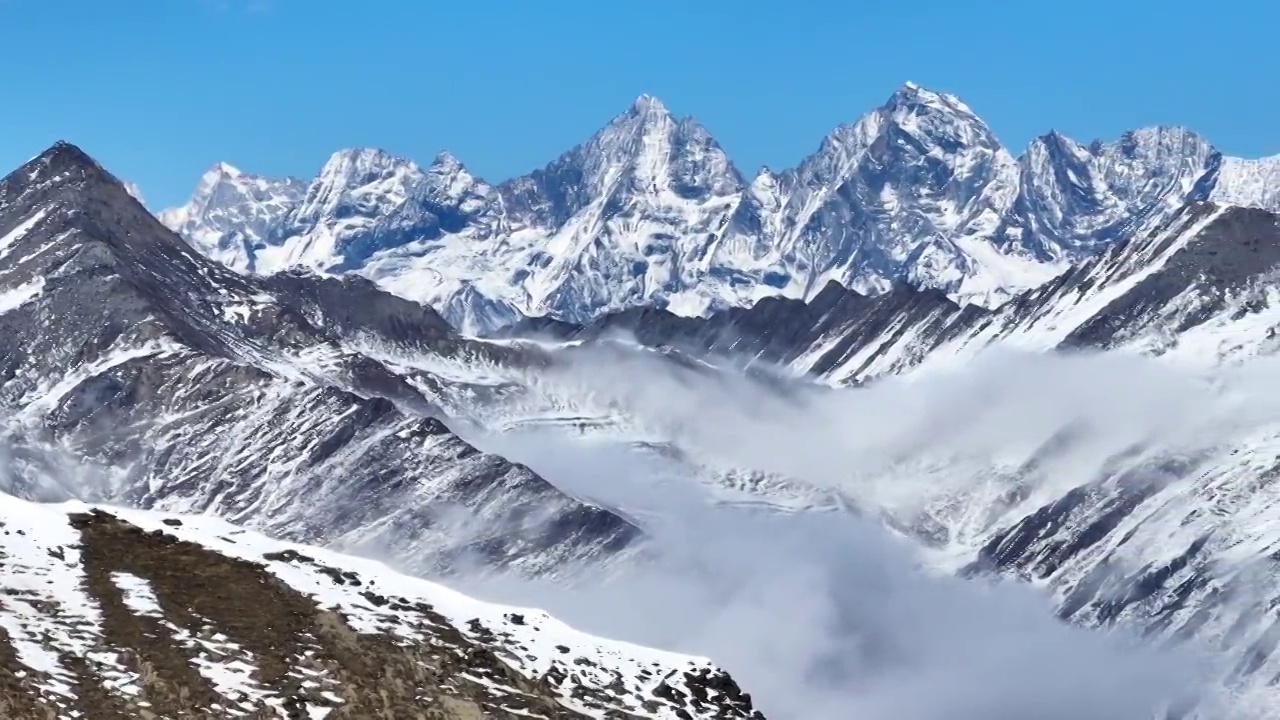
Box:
[35,140,99,169]
[431,150,463,169]
[630,93,669,115]
[328,146,394,163]
[887,81,946,105]
[320,147,418,177]
[1040,129,1073,145]
[212,161,243,178]
[195,162,244,190]
[881,81,978,119]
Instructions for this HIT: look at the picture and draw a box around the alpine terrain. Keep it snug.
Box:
[161,83,1280,334]
[0,141,776,717]
[8,84,1280,719]
[0,495,759,719]
[0,141,640,576]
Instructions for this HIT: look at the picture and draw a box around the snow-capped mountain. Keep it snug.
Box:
[0,495,760,719]
[157,161,307,272]
[15,132,1280,716]
[708,81,1033,309]
[161,82,1280,333]
[494,198,1280,715]
[515,197,1280,383]
[0,141,637,577]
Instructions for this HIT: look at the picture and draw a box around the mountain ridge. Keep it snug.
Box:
[0,494,762,719]
[160,83,1280,333]
[14,139,1280,716]
[0,140,641,578]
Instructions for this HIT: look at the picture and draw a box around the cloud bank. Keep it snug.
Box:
[449,343,1277,719]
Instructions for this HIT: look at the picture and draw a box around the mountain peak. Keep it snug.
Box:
[312,147,422,193]
[26,140,104,178]
[1035,129,1081,151]
[888,80,940,101]
[431,149,464,170]
[3,141,130,204]
[883,81,976,118]
[629,93,669,116]
[211,161,243,178]
[323,146,410,169]
[41,139,94,162]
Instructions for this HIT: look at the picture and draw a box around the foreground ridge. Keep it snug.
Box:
[0,495,761,719]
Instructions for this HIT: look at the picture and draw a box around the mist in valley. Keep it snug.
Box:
[452,341,1280,719]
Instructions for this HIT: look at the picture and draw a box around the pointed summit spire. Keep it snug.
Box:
[431,150,464,170]
[6,141,121,197]
[630,93,669,116]
[29,140,102,175]
[212,161,243,178]
[885,80,950,109]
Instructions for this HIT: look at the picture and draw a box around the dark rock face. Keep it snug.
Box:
[0,142,639,576]
[498,280,980,384]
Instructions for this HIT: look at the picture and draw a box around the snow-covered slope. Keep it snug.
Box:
[532,199,1280,385]
[1209,154,1280,211]
[160,83,1280,332]
[0,494,760,719]
[489,199,1280,716]
[707,82,1038,309]
[0,141,638,577]
[158,162,307,272]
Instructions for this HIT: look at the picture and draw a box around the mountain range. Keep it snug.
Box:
[8,77,1280,715]
[160,82,1280,334]
[0,141,640,577]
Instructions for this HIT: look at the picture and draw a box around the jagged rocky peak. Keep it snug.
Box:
[430,148,465,173]
[14,140,111,188]
[629,91,668,115]
[422,149,499,209]
[501,93,743,222]
[711,81,1026,310]
[869,80,1017,215]
[157,157,307,272]
[1014,124,1217,254]
[0,141,164,233]
[752,80,1019,246]
[1212,153,1280,210]
[883,80,987,128]
[305,146,496,216]
[296,146,425,216]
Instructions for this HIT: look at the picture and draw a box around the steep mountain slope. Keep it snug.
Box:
[494,200,1280,715]
[157,162,307,273]
[707,82,1037,309]
[1010,126,1220,256]
[0,495,760,719]
[162,83,1280,332]
[0,141,638,576]
[532,199,1280,384]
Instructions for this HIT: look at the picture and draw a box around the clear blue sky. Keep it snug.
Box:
[1,0,1276,209]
